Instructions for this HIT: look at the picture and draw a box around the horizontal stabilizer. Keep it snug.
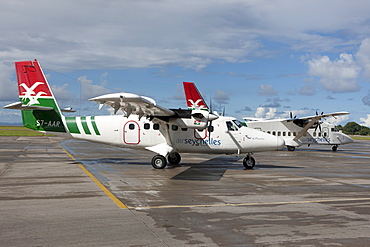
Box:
[61,107,76,113]
[3,102,53,111]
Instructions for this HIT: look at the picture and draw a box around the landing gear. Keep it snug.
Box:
[151,155,167,169]
[332,145,338,151]
[287,146,295,151]
[243,155,255,169]
[167,152,181,165]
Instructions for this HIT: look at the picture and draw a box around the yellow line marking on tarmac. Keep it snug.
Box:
[59,144,128,209]
[129,197,370,210]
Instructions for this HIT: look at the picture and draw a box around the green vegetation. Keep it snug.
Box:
[0,126,46,136]
[337,122,370,136]
[350,135,370,140]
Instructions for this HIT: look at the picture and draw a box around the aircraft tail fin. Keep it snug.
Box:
[12,59,67,132]
[183,82,209,111]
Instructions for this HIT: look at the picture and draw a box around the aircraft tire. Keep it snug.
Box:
[168,152,181,165]
[332,145,338,151]
[151,155,167,169]
[287,146,295,151]
[243,156,255,169]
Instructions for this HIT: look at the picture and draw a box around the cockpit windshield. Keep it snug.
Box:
[233,120,244,128]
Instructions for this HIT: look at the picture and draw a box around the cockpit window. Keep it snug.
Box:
[233,120,243,128]
[226,121,238,131]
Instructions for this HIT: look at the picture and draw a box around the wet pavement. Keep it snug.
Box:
[1,136,370,246]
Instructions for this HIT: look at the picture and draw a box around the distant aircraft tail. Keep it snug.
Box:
[183,82,209,111]
[11,59,67,132]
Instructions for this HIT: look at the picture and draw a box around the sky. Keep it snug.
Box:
[2,0,370,126]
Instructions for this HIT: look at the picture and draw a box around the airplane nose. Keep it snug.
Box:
[276,137,285,150]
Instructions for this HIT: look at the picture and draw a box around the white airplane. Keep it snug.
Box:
[243,112,353,151]
[4,59,285,169]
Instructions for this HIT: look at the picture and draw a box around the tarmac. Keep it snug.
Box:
[1,135,370,246]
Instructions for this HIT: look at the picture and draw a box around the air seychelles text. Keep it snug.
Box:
[176,138,221,146]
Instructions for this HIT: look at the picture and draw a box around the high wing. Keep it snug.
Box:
[286,111,350,141]
[294,111,350,121]
[89,92,175,119]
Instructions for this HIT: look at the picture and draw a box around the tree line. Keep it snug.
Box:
[337,122,370,135]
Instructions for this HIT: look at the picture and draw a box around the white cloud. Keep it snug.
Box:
[356,38,370,79]
[360,114,370,127]
[258,85,278,96]
[0,62,18,101]
[51,84,73,101]
[307,53,361,93]
[0,109,21,124]
[78,75,113,100]
[1,1,370,71]
[254,107,277,119]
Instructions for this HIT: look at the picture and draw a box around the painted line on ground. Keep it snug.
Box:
[130,197,370,210]
[59,144,128,209]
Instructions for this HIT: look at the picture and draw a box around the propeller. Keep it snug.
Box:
[289,112,296,119]
[207,97,215,140]
[314,111,325,134]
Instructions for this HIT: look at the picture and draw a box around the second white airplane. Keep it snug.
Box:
[243,112,353,151]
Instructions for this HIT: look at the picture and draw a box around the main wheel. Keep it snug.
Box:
[151,155,167,169]
[167,152,181,165]
[332,145,338,151]
[243,156,255,169]
[287,146,295,151]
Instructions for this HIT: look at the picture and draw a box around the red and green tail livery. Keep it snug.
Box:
[15,60,67,133]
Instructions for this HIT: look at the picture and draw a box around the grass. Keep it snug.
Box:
[0,126,47,136]
[350,135,370,140]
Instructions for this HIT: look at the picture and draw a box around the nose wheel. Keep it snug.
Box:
[243,155,255,169]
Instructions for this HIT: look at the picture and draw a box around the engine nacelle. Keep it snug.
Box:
[167,109,219,129]
[169,117,208,129]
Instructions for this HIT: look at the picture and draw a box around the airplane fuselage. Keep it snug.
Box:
[61,115,284,155]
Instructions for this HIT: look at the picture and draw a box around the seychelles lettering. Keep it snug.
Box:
[176,138,221,146]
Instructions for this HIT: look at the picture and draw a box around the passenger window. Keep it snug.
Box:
[283,132,286,136]
[181,128,188,131]
[293,132,296,136]
[278,132,281,136]
[172,125,178,131]
[288,132,291,136]
[313,132,316,137]
[129,123,135,130]
[153,123,160,130]
[272,131,276,136]
[144,123,150,130]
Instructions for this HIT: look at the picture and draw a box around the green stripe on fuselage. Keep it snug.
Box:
[65,117,81,134]
[80,117,91,135]
[91,116,101,135]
